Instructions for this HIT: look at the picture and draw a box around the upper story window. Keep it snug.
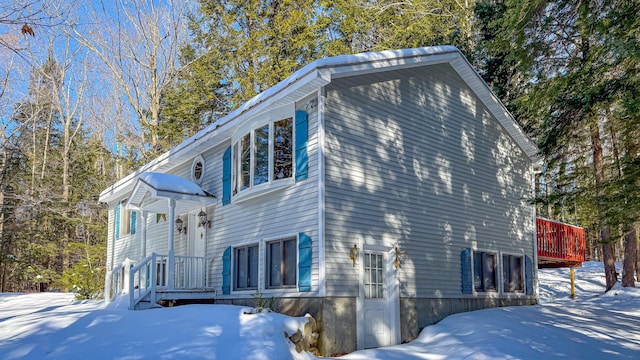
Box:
[232,113,294,196]
[191,155,205,183]
[221,105,308,206]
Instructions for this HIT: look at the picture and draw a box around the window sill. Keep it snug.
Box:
[232,179,294,204]
[231,289,258,295]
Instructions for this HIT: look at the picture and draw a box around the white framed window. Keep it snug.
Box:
[191,155,205,183]
[233,244,259,291]
[116,200,134,238]
[364,252,384,299]
[473,250,497,292]
[266,237,297,289]
[232,115,294,195]
[502,254,524,293]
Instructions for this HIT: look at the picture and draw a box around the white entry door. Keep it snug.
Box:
[186,211,206,288]
[189,212,206,256]
[363,251,396,348]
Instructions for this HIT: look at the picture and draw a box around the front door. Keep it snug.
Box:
[189,212,206,256]
[186,211,206,287]
[363,251,395,348]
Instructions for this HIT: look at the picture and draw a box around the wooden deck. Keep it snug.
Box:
[537,217,586,268]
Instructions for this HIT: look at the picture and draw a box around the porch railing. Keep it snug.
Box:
[536,217,586,263]
[128,253,213,310]
[106,258,135,301]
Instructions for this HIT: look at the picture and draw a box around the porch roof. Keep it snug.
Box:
[125,172,216,214]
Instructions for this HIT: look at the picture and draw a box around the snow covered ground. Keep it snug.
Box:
[1,262,639,359]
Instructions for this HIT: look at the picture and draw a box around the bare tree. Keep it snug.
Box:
[66,0,188,158]
[0,0,70,59]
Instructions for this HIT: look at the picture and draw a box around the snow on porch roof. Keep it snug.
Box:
[125,172,216,214]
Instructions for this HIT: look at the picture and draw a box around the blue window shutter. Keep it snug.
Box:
[114,202,121,240]
[525,255,534,295]
[222,246,231,294]
[461,248,472,294]
[222,146,232,205]
[130,211,136,235]
[298,232,312,292]
[295,110,308,181]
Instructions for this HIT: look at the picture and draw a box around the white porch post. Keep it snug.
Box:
[167,199,176,290]
[141,211,148,258]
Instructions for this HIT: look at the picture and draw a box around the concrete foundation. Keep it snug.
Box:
[217,295,537,355]
[399,296,538,342]
[216,296,357,356]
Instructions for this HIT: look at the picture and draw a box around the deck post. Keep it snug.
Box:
[167,199,176,290]
[570,266,575,299]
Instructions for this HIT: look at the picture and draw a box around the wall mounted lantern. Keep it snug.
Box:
[198,209,211,228]
[349,244,359,267]
[175,217,186,234]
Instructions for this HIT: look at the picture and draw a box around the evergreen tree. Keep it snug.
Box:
[485,0,640,289]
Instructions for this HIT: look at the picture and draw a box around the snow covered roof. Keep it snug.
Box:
[100,45,539,203]
[125,172,215,213]
[138,172,208,197]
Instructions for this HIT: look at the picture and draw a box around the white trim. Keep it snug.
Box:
[356,236,365,350]
[499,251,526,295]
[231,179,294,203]
[323,52,457,80]
[357,246,400,349]
[190,155,205,184]
[229,242,260,294]
[263,233,299,292]
[470,248,500,296]
[317,88,326,297]
[230,107,296,202]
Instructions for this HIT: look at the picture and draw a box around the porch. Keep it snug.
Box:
[536,217,586,268]
[107,253,215,310]
[107,172,218,309]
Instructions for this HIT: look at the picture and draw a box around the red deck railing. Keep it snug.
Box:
[536,217,586,267]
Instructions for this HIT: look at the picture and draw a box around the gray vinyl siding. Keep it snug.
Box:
[323,63,534,298]
[106,94,320,296]
[107,199,143,271]
[208,94,320,297]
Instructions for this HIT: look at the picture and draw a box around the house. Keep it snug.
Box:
[100,46,540,356]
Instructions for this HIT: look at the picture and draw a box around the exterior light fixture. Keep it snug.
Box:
[305,98,317,112]
[175,217,186,234]
[198,209,211,228]
[349,244,359,267]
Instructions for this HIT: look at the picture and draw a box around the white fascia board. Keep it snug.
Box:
[99,69,328,204]
[323,52,458,80]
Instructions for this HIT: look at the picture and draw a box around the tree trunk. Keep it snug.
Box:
[601,228,617,291]
[622,228,637,287]
[590,120,617,290]
[0,141,6,292]
[40,111,52,180]
[636,232,640,282]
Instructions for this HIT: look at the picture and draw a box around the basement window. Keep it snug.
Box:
[474,251,497,292]
[502,254,524,292]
